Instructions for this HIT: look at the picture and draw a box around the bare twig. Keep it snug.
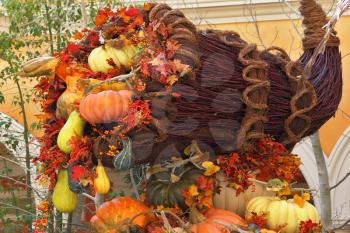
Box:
[330,172,350,190]
[303,0,350,80]
[332,218,350,231]
[214,220,249,233]
[81,192,95,202]
[248,178,316,192]
[342,51,350,59]
[127,210,190,232]
[248,0,266,49]
[85,67,140,94]
[0,174,44,198]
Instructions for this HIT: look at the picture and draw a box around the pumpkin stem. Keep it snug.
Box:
[189,206,207,224]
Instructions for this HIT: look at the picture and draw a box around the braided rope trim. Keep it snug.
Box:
[218,31,270,150]
[263,47,317,147]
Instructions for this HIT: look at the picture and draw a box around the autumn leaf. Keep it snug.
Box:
[188,185,199,197]
[125,7,140,17]
[202,161,220,176]
[144,2,152,11]
[71,165,85,181]
[95,12,108,26]
[171,59,190,74]
[166,74,178,85]
[294,194,306,208]
[166,39,181,58]
[303,192,311,201]
[72,32,84,40]
[67,42,83,54]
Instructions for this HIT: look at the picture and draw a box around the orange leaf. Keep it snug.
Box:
[95,14,107,26]
[144,3,152,11]
[302,192,311,201]
[294,194,306,208]
[73,32,84,40]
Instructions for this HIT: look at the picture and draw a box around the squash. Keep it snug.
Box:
[94,160,111,194]
[79,90,133,124]
[146,165,203,210]
[245,196,320,233]
[88,44,137,73]
[214,173,275,216]
[57,111,85,154]
[190,207,247,233]
[52,169,78,213]
[113,137,135,170]
[90,196,149,233]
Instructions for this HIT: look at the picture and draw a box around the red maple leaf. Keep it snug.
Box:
[67,42,83,54]
[71,165,85,181]
[125,7,140,17]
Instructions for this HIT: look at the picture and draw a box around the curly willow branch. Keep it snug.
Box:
[218,31,270,150]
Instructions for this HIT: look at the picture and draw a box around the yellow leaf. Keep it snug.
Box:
[188,185,199,197]
[293,194,306,208]
[202,161,220,176]
[166,75,179,85]
[303,192,311,201]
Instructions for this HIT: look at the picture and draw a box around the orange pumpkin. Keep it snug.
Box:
[190,207,247,233]
[90,196,149,232]
[79,90,133,124]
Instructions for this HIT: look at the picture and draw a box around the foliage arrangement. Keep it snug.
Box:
[4,0,348,232]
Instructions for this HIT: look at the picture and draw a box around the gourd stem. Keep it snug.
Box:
[189,206,206,225]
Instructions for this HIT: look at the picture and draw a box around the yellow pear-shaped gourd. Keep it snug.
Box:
[52,169,78,213]
[246,196,320,233]
[94,160,111,194]
[57,111,85,154]
[88,44,137,73]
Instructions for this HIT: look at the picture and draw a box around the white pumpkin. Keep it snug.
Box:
[214,173,275,216]
[88,44,137,73]
[246,196,320,233]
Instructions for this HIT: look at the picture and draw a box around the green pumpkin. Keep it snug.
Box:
[146,165,202,210]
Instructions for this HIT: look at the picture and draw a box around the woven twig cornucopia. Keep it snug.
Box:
[129,0,342,164]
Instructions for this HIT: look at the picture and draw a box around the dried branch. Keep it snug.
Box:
[214,220,249,233]
[310,131,332,231]
[85,67,140,94]
[303,0,350,79]
[330,172,350,190]
[248,0,266,49]
[332,218,350,231]
[248,178,316,192]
